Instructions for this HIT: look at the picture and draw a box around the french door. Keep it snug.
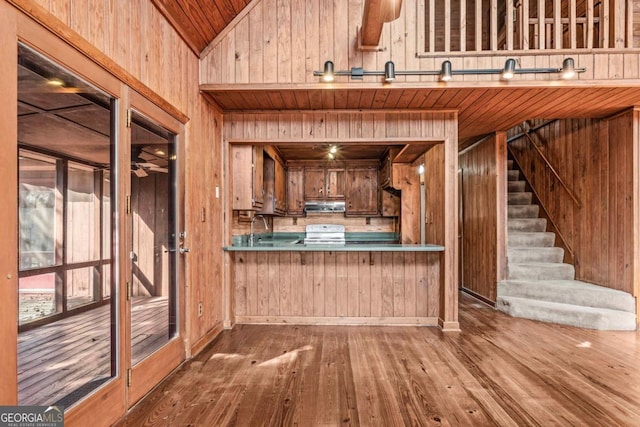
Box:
[126,95,186,406]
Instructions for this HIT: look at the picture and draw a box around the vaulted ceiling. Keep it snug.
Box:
[151,0,253,54]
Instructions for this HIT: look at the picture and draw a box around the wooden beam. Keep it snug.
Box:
[360,0,402,49]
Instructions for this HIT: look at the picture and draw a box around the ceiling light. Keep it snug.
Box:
[155,149,166,156]
[329,145,338,154]
[322,61,334,82]
[440,60,452,82]
[418,164,425,174]
[561,58,576,79]
[46,78,64,87]
[384,61,395,82]
[328,152,335,160]
[502,59,516,80]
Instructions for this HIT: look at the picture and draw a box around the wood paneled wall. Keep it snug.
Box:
[224,111,457,142]
[509,113,638,295]
[233,251,441,323]
[459,133,507,303]
[5,0,225,370]
[200,0,640,85]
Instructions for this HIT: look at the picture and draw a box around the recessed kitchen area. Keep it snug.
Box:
[222,111,459,329]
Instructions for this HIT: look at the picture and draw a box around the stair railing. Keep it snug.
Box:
[518,122,582,208]
[507,145,576,266]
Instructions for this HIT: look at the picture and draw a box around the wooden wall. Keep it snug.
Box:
[459,133,507,303]
[1,0,226,421]
[233,251,441,323]
[8,0,226,353]
[509,113,638,295]
[201,0,640,85]
[224,111,457,143]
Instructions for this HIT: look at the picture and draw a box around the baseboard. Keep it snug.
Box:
[235,316,439,327]
[461,287,497,307]
[190,322,224,356]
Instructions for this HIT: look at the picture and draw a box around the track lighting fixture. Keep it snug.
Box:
[502,58,517,79]
[313,58,585,83]
[384,61,396,82]
[440,60,452,82]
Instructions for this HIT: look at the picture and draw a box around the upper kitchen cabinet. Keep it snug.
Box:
[286,166,305,216]
[232,145,264,210]
[303,167,345,201]
[260,149,287,215]
[345,167,379,216]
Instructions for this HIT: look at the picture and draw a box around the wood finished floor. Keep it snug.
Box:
[18,296,169,406]
[116,293,640,426]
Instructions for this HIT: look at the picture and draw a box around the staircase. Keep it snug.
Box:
[497,160,637,331]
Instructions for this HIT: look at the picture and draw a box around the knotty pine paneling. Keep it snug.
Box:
[233,251,441,323]
[7,0,225,353]
[509,114,636,295]
[200,0,640,85]
[459,133,507,303]
[224,111,457,141]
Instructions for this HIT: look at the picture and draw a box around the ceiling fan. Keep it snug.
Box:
[131,146,168,177]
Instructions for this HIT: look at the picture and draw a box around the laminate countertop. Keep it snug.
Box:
[224,232,445,252]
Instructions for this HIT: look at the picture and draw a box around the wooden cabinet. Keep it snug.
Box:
[274,160,287,213]
[381,191,400,217]
[325,168,345,199]
[345,167,379,216]
[260,153,287,215]
[232,145,264,210]
[286,166,305,216]
[304,167,345,200]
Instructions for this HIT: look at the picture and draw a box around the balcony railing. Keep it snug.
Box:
[417,0,636,55]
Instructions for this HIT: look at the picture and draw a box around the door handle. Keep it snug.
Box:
[179,247,191,254]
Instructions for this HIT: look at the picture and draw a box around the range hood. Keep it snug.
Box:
[304,201,345,213]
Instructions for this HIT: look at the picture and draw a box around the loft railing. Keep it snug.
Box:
[417,0,635,55]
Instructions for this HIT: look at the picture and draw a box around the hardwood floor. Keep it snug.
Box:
[115,293,640,426]
[18,296,169,406]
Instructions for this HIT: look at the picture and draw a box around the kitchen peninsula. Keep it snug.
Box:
[223,111,459,331]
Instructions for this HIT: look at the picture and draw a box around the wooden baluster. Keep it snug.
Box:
[554,0,562,49]
[587,0,594,49]
[475,0,482,51]
[460,0,467,52]
[444,0,451,52]
[570,0,577,49]
[506,0,514,50]
[626,0,633,47]
[538,0,546,49]
[490,0,498,50]
[429,0,435,52]
[523,0,529,50]
[602,0,609,48]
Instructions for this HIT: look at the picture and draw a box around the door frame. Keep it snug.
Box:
[125,91,187,406]
[1,5,188,424]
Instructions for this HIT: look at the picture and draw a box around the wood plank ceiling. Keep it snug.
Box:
[150,0,253,54]
[149,0,640,148]
[201,84,640,146]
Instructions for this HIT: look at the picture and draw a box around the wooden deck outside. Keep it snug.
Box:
[18,296,169,407]
[115,293,640,426]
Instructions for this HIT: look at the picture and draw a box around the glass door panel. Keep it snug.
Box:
[129,111,178,366]
[17,43,117,408]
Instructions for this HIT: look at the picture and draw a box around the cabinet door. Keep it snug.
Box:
[274,160,287,213]
[231,145,254,210]
[325,168,345,199]
[286,166,305,215]
[304,167,325,200]
[252,145,264,207]
[346,167,379,215]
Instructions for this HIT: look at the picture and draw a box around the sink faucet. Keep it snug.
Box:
[249,214,269,246]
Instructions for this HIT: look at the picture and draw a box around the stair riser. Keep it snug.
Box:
[508,233,556,247]
[507,170,520,181]
[508,193,533,205]
[508,205,539,218]
[498,281,636,313]
[508,248,564,263]
[508,219,547,232]
[496,297,637,331]
[507,160,514,169]
[508,264,575,281]
[508,181,526,192]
